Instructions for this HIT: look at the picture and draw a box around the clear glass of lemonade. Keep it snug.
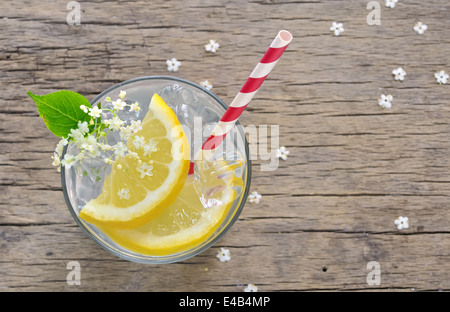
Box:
[62,76,251,264]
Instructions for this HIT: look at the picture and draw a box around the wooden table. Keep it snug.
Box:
[1,0,449,292]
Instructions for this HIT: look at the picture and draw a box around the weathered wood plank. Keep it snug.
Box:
[0,223,448,291]
[1,0,450,291]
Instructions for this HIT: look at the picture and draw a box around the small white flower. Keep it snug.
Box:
[61,154,75,169]
[79,105,88,113]
[244,284,258,292]
[89,149,101,159]
[128,151,139,159]
[166,58,181,72]
[107,116,124,131]
[114,141,128,157]
[68,128,85,143]
[330,22,344,36]
[200,80,213,90]
[88,106,102,118]
[117,188,130,200]
[77,121,89,134]
[385,0,398,8]
[216,247,231,262]
[55,138,68,156]
[394,216,409,230]
[205,40,220,53]
[434,70,449,84]
[51,153,61,170]
[119,126,134,140]
[129,120,142,133]
[104,157,115,165]
[276,146,290,160]
[98,143,112,151]
[113,99,127,111]
[137,161,154,178]
[129,101,140,112]
[378,94,393,109]
[414,22,427,35]
[133,136,146,149]
[80,134,98,155]
[143,139,158,156]
[119,90,126,99]
[75,152,87,162]
[392,67,406,81]
[248,191,262,204]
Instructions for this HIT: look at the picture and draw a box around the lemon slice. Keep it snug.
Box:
[98,172,242,256]
[79,94,190,229]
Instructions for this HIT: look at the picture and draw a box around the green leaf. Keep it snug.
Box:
[27,90,93,138]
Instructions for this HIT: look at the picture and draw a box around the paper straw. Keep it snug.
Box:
[194,30,293,163]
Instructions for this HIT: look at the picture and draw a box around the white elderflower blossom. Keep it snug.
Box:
[385,0,398,8]
[205,40,220,53]
[200,80,213,90]
[51,153,61,169]
[244,284,258,292]
[129,120,142,133]
[113,98,127,111]
[414,22,427,35]
[216,247,231,262]
[137,161,154,178]
[55,138,68,155]
[68,128,85,143]
[58,92,148,173]
[80,135,98,154]
[88,106,102,118]
[129,101,140,112]
[330,22,344,36]
[276,146,290,160]
[394,216,409,230]
[79,105,88,113]
[378,94,393,109]
[98,143,112,151]
[143,140,158,156]
[119,126,134,140]
[132,136,146,149]
[104,157,115,165]
[392,67,406,81]
[77,121,89,134]
[114,141,128,157]
[108,116,124,131]
[248,191,262,204]
[51,138,68,172]
[61,154,75,169]
[434,70,449,85]
[117,188,130,200]
[166,58,181,72]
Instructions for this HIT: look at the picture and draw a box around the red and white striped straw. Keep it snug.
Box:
[195,30,293,162]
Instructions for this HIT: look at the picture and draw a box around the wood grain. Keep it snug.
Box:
[1,0,450,291]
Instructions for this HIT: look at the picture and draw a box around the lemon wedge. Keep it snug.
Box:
[98,172,241,256]
[79,94,190,229]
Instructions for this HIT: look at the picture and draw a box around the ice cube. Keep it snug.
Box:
[193,158,244,209]
[156,83,246,209]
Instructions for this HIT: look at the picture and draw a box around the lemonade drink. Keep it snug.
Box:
[62,76,250,263]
